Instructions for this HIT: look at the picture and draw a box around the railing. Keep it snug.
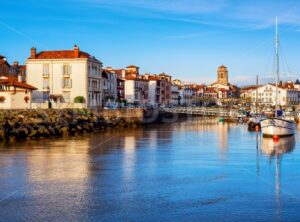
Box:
[161,107,239,117]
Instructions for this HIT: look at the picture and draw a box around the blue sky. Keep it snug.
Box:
[1,0,300,85]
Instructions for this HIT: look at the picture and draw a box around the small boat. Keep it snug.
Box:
[260,17,296,137]
[248,114,264,131]
[261,118,295,137]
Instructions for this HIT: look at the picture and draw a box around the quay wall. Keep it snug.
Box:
[0,108,144,142]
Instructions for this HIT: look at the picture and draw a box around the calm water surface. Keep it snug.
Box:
[1,118,300,222]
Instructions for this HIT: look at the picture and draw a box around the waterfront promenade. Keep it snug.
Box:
[161,107,239,117]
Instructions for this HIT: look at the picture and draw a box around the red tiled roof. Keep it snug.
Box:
[125,76,137,80]
[0,76,36,90]
[0,59,11,67]
[269,83,294,90]
[18,65,26,70]
[240,86,260,93]
[126,65,139,68]
[147,75,160,80]
[32,50,91,60]
[205,87,217,93]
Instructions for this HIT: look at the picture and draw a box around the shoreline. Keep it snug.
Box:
[0,108,242,143]
[0,108,144,143]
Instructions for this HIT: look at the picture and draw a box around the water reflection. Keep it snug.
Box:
[260,136,296,221]
[1,119,300,221]
[261,137,295,157]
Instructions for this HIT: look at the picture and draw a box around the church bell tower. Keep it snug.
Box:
[217,65,228,84]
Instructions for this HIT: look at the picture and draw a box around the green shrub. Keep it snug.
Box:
[74,96,86,103]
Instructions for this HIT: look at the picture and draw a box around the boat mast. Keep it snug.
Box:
[275,16,279,118]
[256,75,258,113]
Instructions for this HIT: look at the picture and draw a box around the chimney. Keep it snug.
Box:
[13,61,19,67]
[74,44,79,58]
[31,47,36,59]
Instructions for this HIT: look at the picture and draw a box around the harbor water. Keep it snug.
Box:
[1,117,300,221]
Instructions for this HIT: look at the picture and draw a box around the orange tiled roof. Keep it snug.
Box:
[125,76,137,80]
[269,83,294,90]
[126,65,139,68]
[147,75,160,81]
[32,50,91,60]
[19,65,26,70]
[0,76,36,90]
[0,59,11,67]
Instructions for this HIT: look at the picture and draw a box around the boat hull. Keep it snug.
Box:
[260,118,295,137]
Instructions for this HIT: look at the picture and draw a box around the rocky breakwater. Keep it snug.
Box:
[0,108,144,142]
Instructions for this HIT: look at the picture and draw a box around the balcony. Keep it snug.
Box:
[43,73,50,78]
[92,87,101,92]
[42,86,50,92]
[62,87,71,92]
[63,73,71,78]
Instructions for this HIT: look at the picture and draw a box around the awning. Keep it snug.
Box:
[49,94,63,99]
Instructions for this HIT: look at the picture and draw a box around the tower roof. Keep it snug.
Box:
[218,65,227,70]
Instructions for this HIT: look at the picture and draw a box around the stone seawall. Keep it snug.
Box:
[0,108,144,142]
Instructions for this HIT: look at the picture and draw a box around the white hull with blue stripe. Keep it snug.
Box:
[260,118,295,137]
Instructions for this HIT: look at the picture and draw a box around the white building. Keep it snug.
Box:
[146,75,160,107]
[179,85,193,105]
[124,77,148,106]
[101,70,118,106]
[171,85,179,106]
[250,83,300,106]
[0,76,36,109]
[26,45,103,108]
[107,71,118,102]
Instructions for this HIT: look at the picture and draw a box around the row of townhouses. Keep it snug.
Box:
[0,46,174,109]
[1,45,300,109]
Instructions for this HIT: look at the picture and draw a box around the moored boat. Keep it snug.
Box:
[260,118,295,137]
[260,17,295,137]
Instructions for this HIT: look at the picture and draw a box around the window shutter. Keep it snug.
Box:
[69,65,72,74]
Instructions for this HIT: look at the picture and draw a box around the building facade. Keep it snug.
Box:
[0,76,36,109]
[250,83,300,106]
[171,84,180,106]
[26,45,103,108]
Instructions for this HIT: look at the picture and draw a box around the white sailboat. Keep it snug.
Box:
[260,17,296,137]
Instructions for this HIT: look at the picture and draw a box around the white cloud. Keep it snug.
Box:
[163,33,206,40]
[78,0,228,14]
[80,0,300,30]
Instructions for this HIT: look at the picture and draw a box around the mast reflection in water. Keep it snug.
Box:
[261,136,296,221]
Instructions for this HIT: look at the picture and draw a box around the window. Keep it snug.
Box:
[62,78,72,88]
[63,92,71,102]
[43,64,49,76]
[43,79,50,89]
[0,96,5,103]
[63,64,72,75]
